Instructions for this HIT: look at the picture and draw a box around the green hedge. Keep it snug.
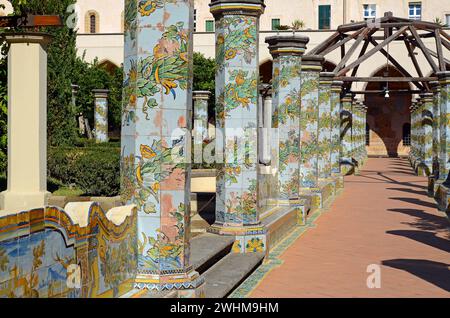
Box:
[48,145,120,196]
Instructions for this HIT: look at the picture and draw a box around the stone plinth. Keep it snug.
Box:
[0,33,52,213]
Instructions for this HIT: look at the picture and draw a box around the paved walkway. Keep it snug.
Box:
[250,158,450,298]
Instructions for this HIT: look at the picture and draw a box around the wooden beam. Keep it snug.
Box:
[0,14,62,28]
[409,40,450,68]
[334,29,369,73]
[435,29,446,71]
[336,76,437,82]
[368,37,424,90]
[351,89,421,94]
[409,26,440,73]
[351,38,370,77]
[307,31,341,55]
[403,38,429,91]
[321,27,366,56]
[337,26,408,77]
[440,29,450,42]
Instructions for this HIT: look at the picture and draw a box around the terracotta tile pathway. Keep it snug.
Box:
[250,158,450,298]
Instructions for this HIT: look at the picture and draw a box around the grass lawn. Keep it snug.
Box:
[0,174,84,197]
[52,187,84,197]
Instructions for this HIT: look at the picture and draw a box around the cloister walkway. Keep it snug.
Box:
[250,158,450,297]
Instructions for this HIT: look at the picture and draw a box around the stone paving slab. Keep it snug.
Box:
[246,158,449,298]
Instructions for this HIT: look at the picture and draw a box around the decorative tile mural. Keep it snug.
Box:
[266,35,308,204]
[0,204,137,298]
[340,94,353,174]
[210,0,265,237]
[299,56,323,189]
[330,81,343,174]
[318,72,333,179]
[438,72,450,183]
[121,0,203,293]
[421,93,434,174]
[93,90,109,143]
[431,82,441,179]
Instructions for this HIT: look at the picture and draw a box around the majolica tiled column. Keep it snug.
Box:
[299,55,324,201]
[415,99,425,173]
[330,80,343,176]
[318,72,334,180]
[193,91,211,143]
[93,89,109,143]
[421,93,433,176]
[340,94,353,174]
[121,0,204,296]
[266,35,309,205]
[363,104,368,162]
[410,101,419,167]
[209,0,267,253]
[438,72,450,185]
[429,82,441,195]
[352,99,361,164]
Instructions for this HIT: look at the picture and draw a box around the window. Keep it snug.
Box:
[205,20,214,32]
[363,4,376,20]
[194,9,197,32]
[403,123,411,146]
[89,14,96,33]
[409,3,422,20]
[446,14,450,27]
[271,18,280,31]
[318,5,331,30]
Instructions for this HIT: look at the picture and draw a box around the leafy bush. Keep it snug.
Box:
[48,145,120,196]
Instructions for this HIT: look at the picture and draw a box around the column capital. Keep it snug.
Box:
[319,72,335,85]
[437,71,450,84]
[92,89,109,98]
[420,92,434,102]
[4,32,52,49]
[429,81,440,91]
[341,93,353,103]
[331,80,343,92]
[210,0,266,18]
[301,55,324,72]
[193,91,212,100]
[265,35,309,57]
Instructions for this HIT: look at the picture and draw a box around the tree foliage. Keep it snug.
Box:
[193,52,216,121]
[9,0,79,146]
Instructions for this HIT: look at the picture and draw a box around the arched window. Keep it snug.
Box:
[90,14,96,33]
[85,11,99,34]
[366,123,370,146]
[403,123,411,146]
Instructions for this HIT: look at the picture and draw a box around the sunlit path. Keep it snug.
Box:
[250,158,450,298]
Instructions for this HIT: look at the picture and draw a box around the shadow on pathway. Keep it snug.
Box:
[382,259,450,292]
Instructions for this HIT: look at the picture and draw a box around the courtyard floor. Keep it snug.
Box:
[246,158,449,297]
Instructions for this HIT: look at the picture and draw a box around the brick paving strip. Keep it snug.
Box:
[231,158,450,298]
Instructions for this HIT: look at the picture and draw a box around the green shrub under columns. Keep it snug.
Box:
[48,145,120,196]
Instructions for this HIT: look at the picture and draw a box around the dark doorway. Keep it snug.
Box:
[365,66,411,157]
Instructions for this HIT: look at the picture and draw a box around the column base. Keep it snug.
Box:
[428,175,441,197]
[300,179,336,212]
[208,223,267,254]
[340,159,357,175]
[0,190,50,213]
[134,267,205,297]
[331,173,345,191]
[434,182,450,212]
[416,163,430,177]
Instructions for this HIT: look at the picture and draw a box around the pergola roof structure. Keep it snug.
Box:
[307,12,450,94]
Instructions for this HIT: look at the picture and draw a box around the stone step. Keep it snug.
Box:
[190,233,235,274]
[203,252,265,298]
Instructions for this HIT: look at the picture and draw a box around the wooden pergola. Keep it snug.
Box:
[307,11,450,94]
